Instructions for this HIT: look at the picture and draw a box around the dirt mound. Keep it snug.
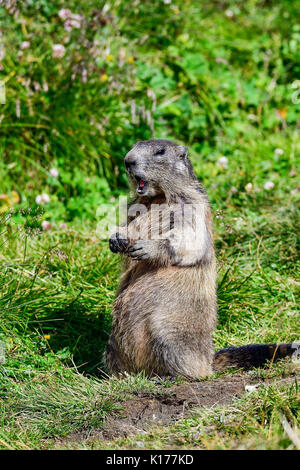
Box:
[55,371,299,447]
[102,373,248,439]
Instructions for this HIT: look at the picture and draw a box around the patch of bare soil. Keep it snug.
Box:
[53,370,299,448]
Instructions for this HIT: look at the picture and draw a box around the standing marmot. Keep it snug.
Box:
[104,139,296,379]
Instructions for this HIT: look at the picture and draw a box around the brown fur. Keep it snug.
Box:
[104,139,297,379]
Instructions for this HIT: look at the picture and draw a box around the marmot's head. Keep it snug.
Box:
[124,139,196,197]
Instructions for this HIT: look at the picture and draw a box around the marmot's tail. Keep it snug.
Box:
[213,343,297,372]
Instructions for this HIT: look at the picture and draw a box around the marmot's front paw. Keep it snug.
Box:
[126,240,158,260]
[109,232,130,253]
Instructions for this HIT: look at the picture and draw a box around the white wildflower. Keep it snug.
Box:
[52,44,66,58]
[20,41,30,50]
[36,193,50,205]
[264,181,275,190]
[41,220,51,231]
[245,183,253,193]
[225,9,234,18]
[71,19,81,29]
[274,148,284,155]
[64,19,81,31]
[70,13,83,22]
[49,168,59,178]
[33,81,41,91]
[58,8,71,19]
[81,68,87,83]
[231,186,238,194]
[64,20,73,32]
[217,156,228,168]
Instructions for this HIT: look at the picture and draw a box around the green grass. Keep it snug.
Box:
[0,0,299,450]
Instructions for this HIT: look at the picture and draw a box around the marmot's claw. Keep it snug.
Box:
[126,240,154,260]
[109,232,129,253]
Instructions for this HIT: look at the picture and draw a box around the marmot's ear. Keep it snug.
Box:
[177,145,188,160]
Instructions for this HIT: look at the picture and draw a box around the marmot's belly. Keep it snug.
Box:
[115,265,199,320]
[112,265,214,374]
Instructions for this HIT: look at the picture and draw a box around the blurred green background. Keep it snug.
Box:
[1,0,299,223]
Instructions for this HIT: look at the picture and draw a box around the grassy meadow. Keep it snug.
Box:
[0,0,299,450]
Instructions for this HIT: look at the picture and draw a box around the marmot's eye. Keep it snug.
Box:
[154,148,165,156]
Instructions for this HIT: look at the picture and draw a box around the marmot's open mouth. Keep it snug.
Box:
[137,179,147,195]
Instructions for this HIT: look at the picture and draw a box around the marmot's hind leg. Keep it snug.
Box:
[153,338,214,380]
[104,335,126,375]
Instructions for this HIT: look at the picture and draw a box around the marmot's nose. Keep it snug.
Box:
[124,154,137,172]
